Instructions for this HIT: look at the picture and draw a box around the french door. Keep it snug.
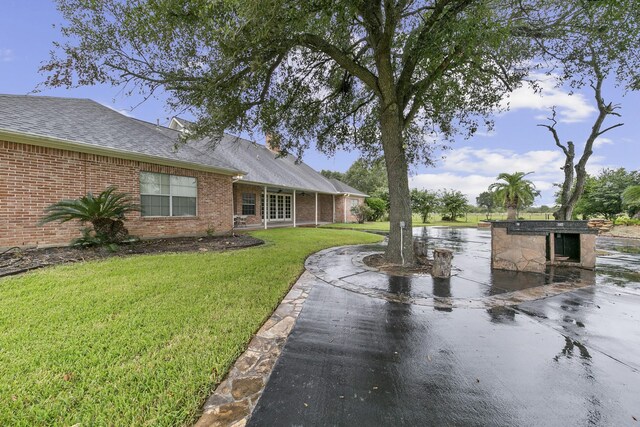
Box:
[265,193,292,221]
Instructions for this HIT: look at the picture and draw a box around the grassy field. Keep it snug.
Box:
[0,228,382,426]
[322,212,552,231]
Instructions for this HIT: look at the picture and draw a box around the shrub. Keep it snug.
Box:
[40,186,139,246]
[365,197,386,221]
[350,204,374,224]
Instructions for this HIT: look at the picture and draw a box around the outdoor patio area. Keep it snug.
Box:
[243,227,640,426]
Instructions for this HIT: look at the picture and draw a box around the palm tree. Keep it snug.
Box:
[489,172,539,220]
[622,185,640,205]
[40,186,139,244]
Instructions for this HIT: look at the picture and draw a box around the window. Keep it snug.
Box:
[242,193,256,215]
[140,172,197,217]
[350,199,359,208]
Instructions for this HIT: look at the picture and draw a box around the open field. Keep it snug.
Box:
[322,213,552,231]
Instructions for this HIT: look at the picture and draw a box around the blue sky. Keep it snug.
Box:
[1,1,638,206]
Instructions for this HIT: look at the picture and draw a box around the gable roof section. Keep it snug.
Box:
[0,94,368,195]
[0,94,242,175]
[328,178,368,197]
[170,117,364,195]
[189,136,340,193]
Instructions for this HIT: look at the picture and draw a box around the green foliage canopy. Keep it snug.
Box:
[410,188,440,223]
[439,189,468,220]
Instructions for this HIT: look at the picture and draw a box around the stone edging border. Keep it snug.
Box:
[194,271,314,427]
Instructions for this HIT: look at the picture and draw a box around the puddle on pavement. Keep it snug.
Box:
[362,227,639,302]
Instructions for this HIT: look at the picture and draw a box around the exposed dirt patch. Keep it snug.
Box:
[0,234,263,278]
[603,225,640,239]
[363,253,432,276]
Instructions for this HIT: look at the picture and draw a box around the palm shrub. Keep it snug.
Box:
[39,186,139,246]
[489,172,539,220]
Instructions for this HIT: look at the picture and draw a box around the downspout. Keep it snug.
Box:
[293,190,296,227]
[315,192,318,226]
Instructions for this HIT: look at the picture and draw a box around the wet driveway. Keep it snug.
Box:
[248,228,640,426]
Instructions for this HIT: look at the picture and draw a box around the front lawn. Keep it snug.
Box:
[0,228,382,426]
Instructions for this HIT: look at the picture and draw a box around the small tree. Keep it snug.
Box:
[578,168,640,220]
[439,190,468,221]
[476,191,496,220]
[489,172,539,220]
[350,204,373,224]
[365,197,386,222]
[411,189,440,223]
[39,186,138,245]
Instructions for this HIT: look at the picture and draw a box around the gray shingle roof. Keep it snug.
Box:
[189,136,341,193]
[0,94,367,195]
[0,94,241,174]
[328,178,368,197]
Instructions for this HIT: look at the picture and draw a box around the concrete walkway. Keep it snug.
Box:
[248,228,640,426]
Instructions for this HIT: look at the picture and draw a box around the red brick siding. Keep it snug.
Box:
[0,140,233,248]
[334,195,365,223]
[233,183,264,225]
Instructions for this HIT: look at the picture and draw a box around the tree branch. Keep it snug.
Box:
[299,33,380,96]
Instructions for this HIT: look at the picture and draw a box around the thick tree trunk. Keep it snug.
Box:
[381,105,415,265]
[554,142,575,220]
[506,204,517,220]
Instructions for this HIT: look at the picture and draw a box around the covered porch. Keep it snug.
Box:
[232,182,339,230]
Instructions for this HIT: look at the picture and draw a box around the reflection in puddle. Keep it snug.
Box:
[388,275,412,295]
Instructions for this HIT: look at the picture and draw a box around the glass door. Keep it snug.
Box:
[267,194,292,221]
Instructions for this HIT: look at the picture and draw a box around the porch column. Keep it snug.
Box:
[344,195,348,223]
[332,195,335,223]
[315,192,318,226]
[293,190,297,228]
[263,186,268,230]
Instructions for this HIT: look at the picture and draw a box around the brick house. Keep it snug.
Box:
[0,95,367,249]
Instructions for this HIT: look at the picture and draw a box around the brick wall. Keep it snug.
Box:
[334,195,365,223]
[0,140,233,248]
[233,183,264,225]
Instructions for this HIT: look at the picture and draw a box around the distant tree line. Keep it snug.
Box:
[325,160,640,223]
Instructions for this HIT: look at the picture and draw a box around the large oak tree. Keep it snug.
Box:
[43,0,619,264]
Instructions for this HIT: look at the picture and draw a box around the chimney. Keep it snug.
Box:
[265,132,280,154]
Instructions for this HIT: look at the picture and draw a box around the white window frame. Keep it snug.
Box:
[140,172,198,217]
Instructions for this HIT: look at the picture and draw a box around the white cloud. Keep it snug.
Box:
[0,48,14,62]
[593,137,614,148]
[98,101,134,117]
[411,146,610,205]
[501,74,596,123]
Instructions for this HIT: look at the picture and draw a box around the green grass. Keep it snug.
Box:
[322,212,552,231]
[0,228,382,426]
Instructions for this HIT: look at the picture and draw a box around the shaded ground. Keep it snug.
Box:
[0,234,262,277]
[249,228,640,426]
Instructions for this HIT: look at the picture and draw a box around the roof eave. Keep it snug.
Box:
[0,128,246,177]
[235,178,341,195]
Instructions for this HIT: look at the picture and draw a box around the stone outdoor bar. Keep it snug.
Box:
[491,220,598,273]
